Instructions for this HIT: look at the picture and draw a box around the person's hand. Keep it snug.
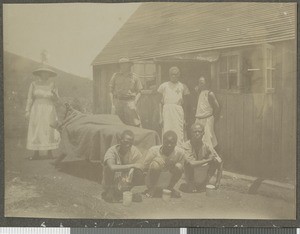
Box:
[165,159,176,169]
[25,111,30,120]
[133,163,143,170]
[159,117,163,127]
[50,121,62,133]
[111,105,116,114]
[133,97,139,106]
[153,157,165,168]
[51,89,59,101]
[207,154,214,161]
[184,119,188,127]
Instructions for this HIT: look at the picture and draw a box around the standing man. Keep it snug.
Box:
[143,130,185,198]
[158,66,190,146]
[102,130,144,203]
[109,57,143,127]
[195,76,220,149]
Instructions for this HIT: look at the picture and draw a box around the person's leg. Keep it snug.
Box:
[207,159,223,189]
[130,168,145,202]
[168,163,183,198]
[29,150,40,160]
[124,100,142,127]
[47,150,54,159]
[180,163,196,193]
[51,153,67,167]
[146,161,162,197]
[131,168,145,186]
[215,161,223,189]
[115,100,126,124]
[102,167,119,202]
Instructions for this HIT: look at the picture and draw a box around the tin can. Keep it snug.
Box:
[123,191,133,206]
[162,189,171,202]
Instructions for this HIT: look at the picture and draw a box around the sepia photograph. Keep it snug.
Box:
[3,2,297,220]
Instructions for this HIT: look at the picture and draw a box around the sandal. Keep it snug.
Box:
[28,155,40,160]
[143,188,162,198]
[170,188,181,198]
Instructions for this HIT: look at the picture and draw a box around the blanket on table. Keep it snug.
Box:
[59,111,160,162]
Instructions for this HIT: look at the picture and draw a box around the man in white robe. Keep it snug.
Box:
[195,76,220,149]
[157,67,190,147]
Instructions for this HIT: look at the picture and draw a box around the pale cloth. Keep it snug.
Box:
[157,81,190,146]
[195,90,218,149]
[196,90,213,118]
[26,81,60,150]
[158,81,190,106]
[195,114,217,149]
[163,104,185,146]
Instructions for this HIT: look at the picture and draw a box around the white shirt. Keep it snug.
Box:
[196,90,213,118]
[157,81,190,105]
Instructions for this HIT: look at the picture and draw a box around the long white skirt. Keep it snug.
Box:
[195,115,218,148]
[163,104,185,146]
[26,99,60,151]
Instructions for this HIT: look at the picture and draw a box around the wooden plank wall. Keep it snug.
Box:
[93,64,119,114]
[214,43,296,179]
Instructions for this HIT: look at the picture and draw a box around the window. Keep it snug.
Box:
[219,45,275,93]
[132,61,157,90]
[218,52,240,92]
[263,44,275,93]
[242,47,264,93]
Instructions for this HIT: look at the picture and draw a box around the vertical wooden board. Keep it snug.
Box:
[280,47,297,179]
[281,88,296,178]
[105,65,114,114]
[261,94,275,178]
[231,94,247,173]
[105,64,118,114]
[211,62,217,91]
[242,94,255,175]
[272,94,283,175]
[251,94,263,176]
[103,66,109,114]
[92,66,100,114]
[215,93,227,162]
[225,94,236,171]
[137,94,151,129]
[99,68,107,114]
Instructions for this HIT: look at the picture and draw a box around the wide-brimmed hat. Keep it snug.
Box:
[118,57,133,64]
[32,67,57,77]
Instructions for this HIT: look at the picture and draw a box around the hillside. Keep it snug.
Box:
[4,51,93,137]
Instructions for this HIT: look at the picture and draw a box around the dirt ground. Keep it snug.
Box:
[5,137,296,220]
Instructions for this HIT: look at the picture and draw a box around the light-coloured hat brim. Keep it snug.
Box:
[33,68,57,77]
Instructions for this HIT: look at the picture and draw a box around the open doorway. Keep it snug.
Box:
[159,61,211,135]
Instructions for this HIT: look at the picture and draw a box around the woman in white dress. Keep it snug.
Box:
[25,67,60,160]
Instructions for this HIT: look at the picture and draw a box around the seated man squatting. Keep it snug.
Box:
[143,130,185,198]
[180,123,223,193]
[102,129,144,203]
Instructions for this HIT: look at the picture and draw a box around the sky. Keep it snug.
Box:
[3,3,141,79]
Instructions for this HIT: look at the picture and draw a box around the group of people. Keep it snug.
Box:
[101,124,222,203]
[102,57,223,202]
[24,57,223,203]
[109,58,220,150]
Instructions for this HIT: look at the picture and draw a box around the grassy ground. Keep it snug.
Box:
[5,137,296,220]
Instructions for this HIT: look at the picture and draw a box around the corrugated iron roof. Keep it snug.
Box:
[92,2,296,65]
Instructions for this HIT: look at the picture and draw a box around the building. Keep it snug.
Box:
[91,2,296,179]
